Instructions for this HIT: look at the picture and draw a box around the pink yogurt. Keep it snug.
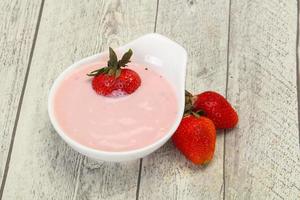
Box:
[53,62,178,152]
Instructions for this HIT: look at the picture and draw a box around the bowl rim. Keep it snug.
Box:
[48,33,187,158]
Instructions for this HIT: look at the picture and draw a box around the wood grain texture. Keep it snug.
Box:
[225,0,300,199]
[138,0,229,199]
[1,0,156,199]
[0,0,42,185]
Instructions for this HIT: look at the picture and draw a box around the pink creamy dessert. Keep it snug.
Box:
[53,62,178,151]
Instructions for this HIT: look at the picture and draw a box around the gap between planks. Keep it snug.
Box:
[223,0,232,199]
[297,0,300,149]
[0,0,46,198]
[135,1,160,200]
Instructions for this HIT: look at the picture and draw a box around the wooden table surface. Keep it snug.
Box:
[0,0,300,199]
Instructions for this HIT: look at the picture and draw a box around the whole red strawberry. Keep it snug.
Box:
[192,91,238,129]
[88,47,141,96]
[172,115,216,164]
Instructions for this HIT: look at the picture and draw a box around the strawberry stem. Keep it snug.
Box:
[87,47,133,77]
[184,90,205,118]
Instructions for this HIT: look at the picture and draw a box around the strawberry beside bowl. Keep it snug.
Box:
[48,33,187,162]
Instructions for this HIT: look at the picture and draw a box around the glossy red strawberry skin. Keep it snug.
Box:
[92,68,141,96]
[193,91,238,129]
[114,69,141,94]
[92,74,116,96]
[172,115,216,164]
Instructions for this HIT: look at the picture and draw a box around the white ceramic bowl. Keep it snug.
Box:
[48,33,187,162]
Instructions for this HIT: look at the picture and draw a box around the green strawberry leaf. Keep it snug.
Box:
[108,47,118,68]
[87,68,106,76]
[118,49,133,67]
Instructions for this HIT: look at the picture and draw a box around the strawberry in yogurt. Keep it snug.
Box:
[87,48,141,96]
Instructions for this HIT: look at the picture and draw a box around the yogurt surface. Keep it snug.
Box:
[53,62,178,151]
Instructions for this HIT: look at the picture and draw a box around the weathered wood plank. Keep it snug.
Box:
[2,0,157,199]
[225,0,300,199]
[138,0,229,199]
[0,0,42,186]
